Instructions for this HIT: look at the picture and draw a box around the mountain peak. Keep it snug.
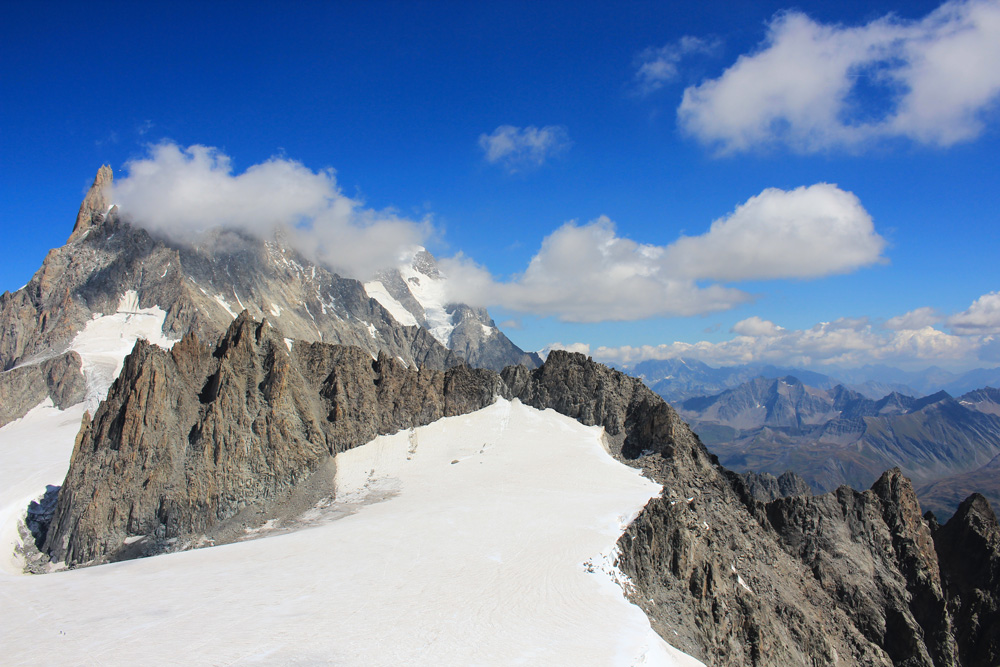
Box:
[68,165,113,243]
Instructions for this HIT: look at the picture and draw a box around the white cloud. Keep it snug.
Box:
[678,0,1000,152]
[633,36,721,95]
[885,306,941,330]
[731,316,784,337]
[442,184,883,322]
[111,142,430,279]
[440,217,751,322]
[592,291,1000,369]
[478,125,571,172]
[663,184,886,280]
[947,291,1000,334]
[594,317,975,368]
[538,342,592,359]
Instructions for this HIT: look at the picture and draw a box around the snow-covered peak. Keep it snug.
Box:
[364,246,458,347]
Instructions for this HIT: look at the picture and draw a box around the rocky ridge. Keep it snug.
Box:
[38,317,1000,666]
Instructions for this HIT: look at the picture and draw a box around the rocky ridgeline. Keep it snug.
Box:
[43,312,501,564]
[35,312,1000,666]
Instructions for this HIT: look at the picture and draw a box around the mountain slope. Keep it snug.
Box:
[681,376,1000,519]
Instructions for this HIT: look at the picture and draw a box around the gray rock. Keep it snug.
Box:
[43,313,501,566]
[0,352,85,427]
[737,470,813,503]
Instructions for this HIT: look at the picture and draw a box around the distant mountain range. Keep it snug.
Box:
[676,376,1000,520]
[617,357,1000,405]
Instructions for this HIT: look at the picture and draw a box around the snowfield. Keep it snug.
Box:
[0,294,704,665]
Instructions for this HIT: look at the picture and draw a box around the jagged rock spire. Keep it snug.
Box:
[68,165,113,243]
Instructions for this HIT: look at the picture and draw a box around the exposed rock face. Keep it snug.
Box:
[43,313,501,565]
[40,335,1000,666]
[0,352,85,427]
[759,470,955,667]
[933,494,1000,666]
[738,470,812,503]
[68,165,112,243]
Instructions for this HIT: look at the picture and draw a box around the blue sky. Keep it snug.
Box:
[2,0,999,371]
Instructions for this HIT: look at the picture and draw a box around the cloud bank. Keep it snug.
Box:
[479,125,571,172]
[677,0,1000,152]
[442,183,885,322]
[590,293,1000,369]
[111,142,431,278]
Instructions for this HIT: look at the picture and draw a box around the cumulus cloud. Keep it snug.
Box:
[947,291,1000,334]
[440,217,751,322]
[885,307,941,330]
[441,183,883,322]
[478,125,571,172]
[678,0,1000,152]
[663,184,886,280]
[633,36,721,95]
[731,316,784,337]
[592,291,1000,369]
[111,142,431,279]
[595,317,975,368]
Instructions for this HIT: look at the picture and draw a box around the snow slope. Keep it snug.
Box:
[0,398,704,666]
[69,291,177,412]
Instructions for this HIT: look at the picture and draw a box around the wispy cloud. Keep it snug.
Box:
[479,125,571,172]
[441,183,885,322]
[632,35,721,95]
[111,142,431,279]
[678,0,1000,153]
[592,291,1000,368]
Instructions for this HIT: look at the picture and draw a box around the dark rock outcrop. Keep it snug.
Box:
[0,352,86,427]
[933,494,1000,666]
[738,470,812,503]
[43,313,501,565]
[68,165,112,243]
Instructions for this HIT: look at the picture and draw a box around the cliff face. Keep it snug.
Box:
[933,494,1000,666]
[39,326,1000,667]
[43,312,501,565]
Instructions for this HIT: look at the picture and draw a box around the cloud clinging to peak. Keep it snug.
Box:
[479,125,571,172]
[678,0,1000,153]
[111,142,431,279]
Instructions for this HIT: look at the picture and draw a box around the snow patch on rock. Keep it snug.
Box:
[70,296,177,412]
[364,280,418,327]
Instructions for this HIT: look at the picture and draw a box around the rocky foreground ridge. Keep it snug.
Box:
[37,312,1000,666]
